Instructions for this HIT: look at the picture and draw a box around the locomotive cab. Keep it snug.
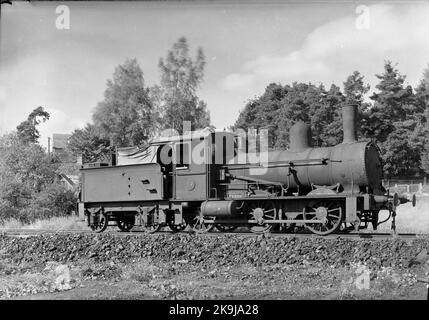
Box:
[152,130,238,202]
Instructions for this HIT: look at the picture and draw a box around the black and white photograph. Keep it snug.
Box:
[1,0,429,306]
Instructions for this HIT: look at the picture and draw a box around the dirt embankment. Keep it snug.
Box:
[1,233,428,268]
[1,233,429,299]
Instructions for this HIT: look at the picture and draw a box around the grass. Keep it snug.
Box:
[1,195,428,234]
[0,216,89,232]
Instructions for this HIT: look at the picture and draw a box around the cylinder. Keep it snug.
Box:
[289,121,312,152]
[342,105,357,143]
[200,200,240,216]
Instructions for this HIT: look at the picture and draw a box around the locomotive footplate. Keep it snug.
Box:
[201,219,325,224]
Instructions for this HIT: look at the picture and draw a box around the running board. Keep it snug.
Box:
[202,219,324,224]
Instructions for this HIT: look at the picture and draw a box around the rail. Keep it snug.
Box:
[0,228,421,241]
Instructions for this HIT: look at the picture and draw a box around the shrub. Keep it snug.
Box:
[30,183,77,215]
[0,199,20,222]
[0,133,77,224]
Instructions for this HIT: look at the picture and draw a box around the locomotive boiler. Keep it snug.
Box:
[225,106,387,198]
[78,105,415,235]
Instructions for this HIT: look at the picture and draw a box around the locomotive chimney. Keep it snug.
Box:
[342,104,357,143]
[289,121,312,152]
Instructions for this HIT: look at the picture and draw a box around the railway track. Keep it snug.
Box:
[0,228,421,241]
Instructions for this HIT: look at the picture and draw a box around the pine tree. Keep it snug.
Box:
[369,61,421,177]
[367,61,413,143]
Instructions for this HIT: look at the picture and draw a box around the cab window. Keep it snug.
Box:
[175,142,190,169]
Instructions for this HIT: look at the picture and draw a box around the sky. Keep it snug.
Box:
[1,1,429,150]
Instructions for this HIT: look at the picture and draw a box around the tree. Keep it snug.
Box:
[415,65,429,109]
[0,132,76,222]
[263,82,312,149]
[422,149,429,175]
[148,84,164,135]
[234,83,284,148]
[16,106,50,144]
[232,61,429,177]
[366,61,414,142]
[367,61,424,177]
[93,58,154,147]
[271,82,344,149]
[415,65,429,174]
[68,123,111,163]
[234,82,344,149]
[157,37,211,134]
[309,84,345,147]
[0,133,56,196]
[381,121,422,176]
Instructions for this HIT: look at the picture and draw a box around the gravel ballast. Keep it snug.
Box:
[1,233,428,270]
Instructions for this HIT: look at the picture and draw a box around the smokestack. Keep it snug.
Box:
[342,104,357,143]
[289,121,312,152]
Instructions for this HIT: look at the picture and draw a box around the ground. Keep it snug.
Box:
[1,232,429,300]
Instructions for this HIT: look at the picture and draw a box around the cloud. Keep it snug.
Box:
[0,52,88,149]
[38,108,86,149]
[219,3,429,94]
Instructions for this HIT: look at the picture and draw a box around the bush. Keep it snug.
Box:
[30,183,77,215]
[0,199,20,222]
[17,206,54,224]
[0,133,77,224]
[0,183,77,224]
[0,178,32,208]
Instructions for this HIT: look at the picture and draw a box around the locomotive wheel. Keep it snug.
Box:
[248,201,277,234]
[215,224,237,233]
[303,201,343,236]
[90,211,109,233]
[190,215,215,233]
[168,221,187,233]
[117,216,135,232]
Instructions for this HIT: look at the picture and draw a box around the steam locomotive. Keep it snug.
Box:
[77,105,415,235]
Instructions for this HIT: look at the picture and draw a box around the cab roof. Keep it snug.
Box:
[149,128,235,145]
